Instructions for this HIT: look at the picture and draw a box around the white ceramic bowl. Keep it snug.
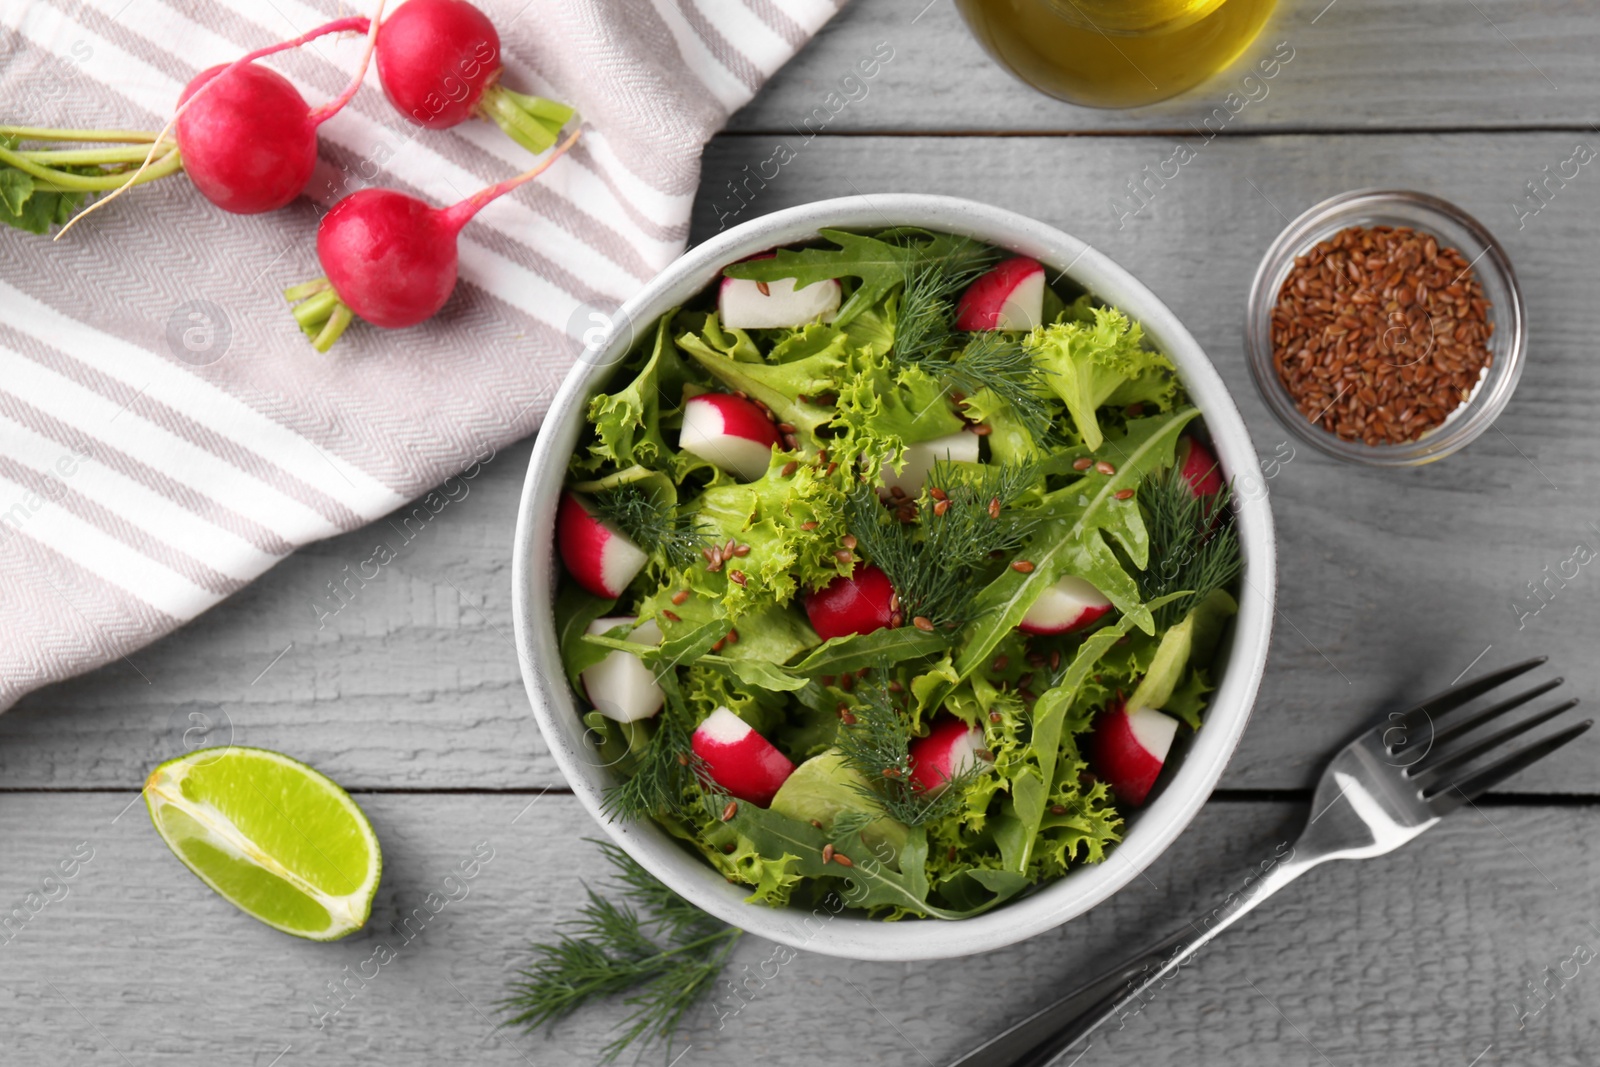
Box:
[512,195,1276,961]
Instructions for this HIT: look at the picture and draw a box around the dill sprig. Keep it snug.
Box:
[892,248,998,362]
[845,460,1040,629]
[590,485,708,570]
[598,713,703,823]
[920,333,1055,442]
[835,683,986,826]
[501,839,741,1064]
[1137,466,1242,630]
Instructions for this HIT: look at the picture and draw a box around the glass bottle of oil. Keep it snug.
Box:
[955,0,1279,109]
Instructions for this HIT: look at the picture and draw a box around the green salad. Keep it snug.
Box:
[554,227,1241,920]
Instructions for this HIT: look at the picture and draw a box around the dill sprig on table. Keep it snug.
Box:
[834,683,986,826]
[501,840,741,1065]
[590,485,707,570]
[844,460,1039,629]
[1136,466,1242,631]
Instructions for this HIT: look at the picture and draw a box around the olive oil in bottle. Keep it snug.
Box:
[955,0,1278,109]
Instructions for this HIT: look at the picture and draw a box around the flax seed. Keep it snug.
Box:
[834,853,853,868]
[989,710,1003,723]
[971,423,992,436]
[834,549,854,563]
[988,497,1001,519]
[801,520,819,531]
[1114,488,1136,500]
[671,589,690,605]
[729,570,747,586]
[1011,560,1034,573]
[1050,804,1067,816]
[722,800,738,821]
[781,460,799,477]
[842,534,858,550]
[822,843,835,863]
[933,499,951,516]
[661,609,681,622]
[777,422,796,434]
[913,616,934,632]
[1072,457,1093,471]
[992,655,1008,671]
[1095,461,1116,476]
[727,628,739,645]
[755,280,770,296]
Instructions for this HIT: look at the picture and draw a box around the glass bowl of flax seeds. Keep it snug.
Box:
[1244,189,1526,466]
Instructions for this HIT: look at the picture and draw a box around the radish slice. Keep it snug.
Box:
[1089,699,1179,807]
[880,431,981,496]
[955,256,1047,332]
[678,393,782,481]
[803,565,897,641]
[1019,575,1112,635]
[909,717,983,795]
[1176,436,1223,498]
[691,706,795,806]
[719,275,841,329]
[557,491,647,599]
[580,617,663,723]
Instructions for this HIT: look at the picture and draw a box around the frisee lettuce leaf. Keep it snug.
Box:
[1026,307,1180,451]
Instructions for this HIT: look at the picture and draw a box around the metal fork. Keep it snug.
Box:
[948,656,1589,1067]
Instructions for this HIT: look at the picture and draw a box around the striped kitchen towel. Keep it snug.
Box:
[0,0,843,710]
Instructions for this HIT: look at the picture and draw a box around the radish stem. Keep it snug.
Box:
[438,123,583,234]
[0,142,181,189]
[283,278,332,301]
[1,126,162,143]
[478,84,574,155]
[19,144,170,165]
[312,304,354,352]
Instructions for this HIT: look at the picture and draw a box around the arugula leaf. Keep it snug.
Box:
[786,627,949,676]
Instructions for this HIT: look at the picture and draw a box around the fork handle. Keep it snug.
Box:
[946,849,1324,1067]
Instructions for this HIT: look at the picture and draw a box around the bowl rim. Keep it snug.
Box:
[512,194,1277,961]
[1242,187,1527,468]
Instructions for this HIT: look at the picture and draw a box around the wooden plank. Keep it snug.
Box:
[8,131,1600,794]
[0,793,1593,1065]
[733,0,1599,134]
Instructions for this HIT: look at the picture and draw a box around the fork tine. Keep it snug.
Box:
[1392,656,1548,735]
[1427,677,1565,750]
[1411,698,1579,787]
[1426,719,1593,815]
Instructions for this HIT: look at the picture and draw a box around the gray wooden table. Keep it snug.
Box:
[6,1,1600,1063]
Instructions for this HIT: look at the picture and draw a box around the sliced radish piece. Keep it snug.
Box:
[1089,699,1179,807]
[955,256,1046,332]
[1018,575,1112,635]
[880,430,981,496]
[719,257,841,329]
[803,565,897,642]
[557,491,647,599]
[1176,436,1223,498]
[691,706,795,806]
[678,393,782,481]
[908,717,983,795]
[581,617,664,723]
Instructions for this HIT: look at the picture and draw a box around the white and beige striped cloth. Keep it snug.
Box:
[0,0,842,710]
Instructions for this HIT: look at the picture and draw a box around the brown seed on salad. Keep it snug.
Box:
[661,609,681,623]
[1114,488,1136,500]
[671,589,690,605]
[833,853,854,868]
[1094,460,1116,476]
[781,460,798,477]
[721,800,738,822]
[1011,560,1035,573]
[1072,457,1093,471]
[1271,224,1493,446]
[987,497,1001,519]
[913,615,934,632]
[821,843,835,864]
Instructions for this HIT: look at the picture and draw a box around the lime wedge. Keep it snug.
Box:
[144,747,381,941]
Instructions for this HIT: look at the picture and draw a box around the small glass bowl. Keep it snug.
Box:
[1244,189,1527,467]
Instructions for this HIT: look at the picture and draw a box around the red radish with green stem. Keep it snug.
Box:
[375,0,573,155]
[48,11,384,236]
[284,123,582,351]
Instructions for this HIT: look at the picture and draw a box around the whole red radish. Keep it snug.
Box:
[376,0,573,154]
[692,707,794,806]
[908,717,983,795]
[176,13,381,215]
[1089,698,1179,807]
[285,125,581,350]
[557,490,646,599]
[804,565,897,642]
